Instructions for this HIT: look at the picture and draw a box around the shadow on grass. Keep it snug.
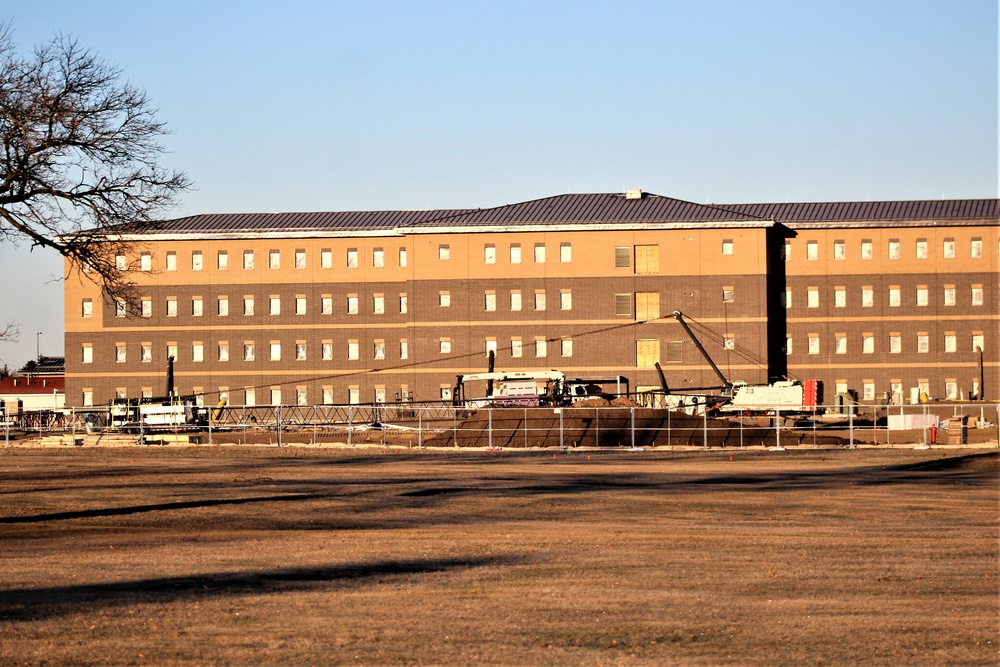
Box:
[0,493,333,524]
[0,555,521,622]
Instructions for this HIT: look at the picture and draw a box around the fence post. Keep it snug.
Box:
[276,404,282,447]
[452,407,458,448]
[488,408,493,449]
[702,410,708,450]
[630,407,635,449]
[524,407,528,448]
[739,415,743,449]
[558,408,565,451]
[348,406,353,448]
[418,408,423,449]
[595,408,599,448]
[667,407,671,447]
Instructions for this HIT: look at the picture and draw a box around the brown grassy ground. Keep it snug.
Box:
[0,447,997,666]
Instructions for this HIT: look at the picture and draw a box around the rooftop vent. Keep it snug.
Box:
[624,188,644,200]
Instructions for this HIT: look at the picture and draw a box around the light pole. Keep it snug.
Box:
[36,331,42,360]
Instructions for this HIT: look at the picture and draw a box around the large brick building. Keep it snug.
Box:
[63,191,998,408]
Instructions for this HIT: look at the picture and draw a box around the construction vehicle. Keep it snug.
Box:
[656,311,822,414]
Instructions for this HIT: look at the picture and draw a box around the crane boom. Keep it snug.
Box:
[671,311,732,390]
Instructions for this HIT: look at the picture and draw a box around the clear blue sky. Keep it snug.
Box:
[0,0,996,369]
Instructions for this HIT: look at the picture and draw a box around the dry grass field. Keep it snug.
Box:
[1,447,997,666]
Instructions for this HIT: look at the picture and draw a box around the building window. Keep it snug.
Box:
[535,338,547,358]
[244,296,255,316]
[614,246,630,268]
[347,249,358,268]
[116,344,126,363]
[439,386,452,402]
[138,343,151,363]
[944,333,957,353]
[484,244,496,264]
[82,345,93,364]
[889,334,901,354]
[270,388,281,406]
[636,292,660,321]
[320,249,332,269]
[244,343,255,361]
[348,295,359,314]
[783,289,791,309]
[139,298,151,318]
[560,338,573,357]
[167,343,177,360]
[862,335,874,354]
[635,339,659,368]
[372,248,384,268]
[835,334,847,355]
[806,241,818,261]
[217,251,228,271]
[243,250,254,270]
[722,288,734,303]
[511,338,523,358]
[916,287,928,307]
[115,299,126,318]
[439,291,450,307]
[635,245,659,274]
[560,290,572,310]
[807,288,819,309]
[485,291,496,312]
[192,251,203,271]
[723,335,735,350]
[971,237,983,258]
[510,244,521,264]
[218,297,229,317]
[834,287,846,308]
[398,247,407,267]
[863,382,876,402]
[373,294,384,314]
[782,241,791,261]
[296,388,308,406]
[294,249,306,269]
[439,338,451,354]
[399,294,408,314]
[83,390,93,406]
[808,335,820,355]
[485,338,498,356]
[114,253,128,271]
[534,244,545,263]
[615,294,632,317]
[399,339,408,360]
[218,342,229,362]
[861,240,872,260]
[322,341,333,361]
[889,287,900,307]
[192,297,203,317]
[268,250,280,270]
[270,342,281,361]
[165,251,177,271]
[560,243,572,263]
[244,388,256,406]
[322,296,333,315]
[166,297,177,318]
[192,342,203,363]
[888,239,900,260]
[140,252,152,272]
[943,238,955,258]
[510,291,522,311]
[915,239,927,259]
[269,296,280,316]
[534,290,546,311]
[348,340,359,360]
[665,340,683,363]
[972,333,984,353]
[785,336,792,355]
[944,286,956,306]
[917,334,929,354]
[972,286,983,306]
[862,287,873,308]
[722,239,734,255]
[833,240,845,260]
[296,342,306,361]
[438,244,450,260]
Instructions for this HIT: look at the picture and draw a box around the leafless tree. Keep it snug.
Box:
[0,321,17,343]
[0,23,189,310]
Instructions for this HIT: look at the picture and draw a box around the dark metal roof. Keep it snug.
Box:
[720,199,999,223]
[114,194,998,237]
[406,193,764,227]
[133,208,474,234]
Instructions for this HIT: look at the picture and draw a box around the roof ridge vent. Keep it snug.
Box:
[624,188,644,200]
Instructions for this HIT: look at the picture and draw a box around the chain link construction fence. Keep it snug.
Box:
[4,401,999,448]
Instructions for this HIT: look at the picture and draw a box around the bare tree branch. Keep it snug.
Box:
[0,22,190,312]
